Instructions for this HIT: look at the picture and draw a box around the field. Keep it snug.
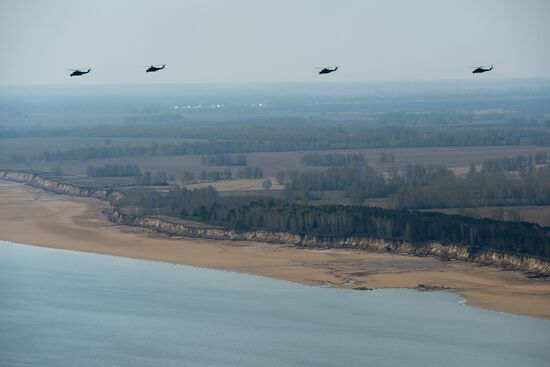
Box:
[51,145,550,178]
[183,179,284,192]
[0,136,207,157]
[4,139,550,215]
[2,81,550,228]
[59,176,138,188]
[7,144,548,212]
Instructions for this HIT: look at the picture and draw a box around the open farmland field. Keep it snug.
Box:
[54,145,550,178]
[0,136,208,157]
[60,176,138,188]
[183,178,284,192]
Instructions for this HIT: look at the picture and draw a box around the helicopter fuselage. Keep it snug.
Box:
[70,69,90,77]
[146,65,165,73]
[472,66,493,74]
[319,67,338,75]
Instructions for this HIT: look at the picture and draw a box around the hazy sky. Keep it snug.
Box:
[1,0,549,85]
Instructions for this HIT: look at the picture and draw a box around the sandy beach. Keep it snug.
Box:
[1,180,549,319]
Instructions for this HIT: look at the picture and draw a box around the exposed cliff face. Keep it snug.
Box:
[108,209,550,276]
[0,170,124,201]
[2,170,549,276]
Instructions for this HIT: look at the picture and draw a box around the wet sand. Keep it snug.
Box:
[1,180,549,319]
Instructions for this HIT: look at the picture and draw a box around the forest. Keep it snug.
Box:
[277,153,550,209]
[392,164,550,209]
[117,186,550,260]
[199,169,233,182]
[135,171,169,186]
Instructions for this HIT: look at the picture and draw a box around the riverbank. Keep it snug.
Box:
[1,180,549,319]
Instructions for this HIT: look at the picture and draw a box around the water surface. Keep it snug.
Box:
[1,241,549,366]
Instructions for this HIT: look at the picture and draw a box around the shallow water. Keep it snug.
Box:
[1,240,549,367]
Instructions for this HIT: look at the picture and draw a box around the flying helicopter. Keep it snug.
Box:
[471,65,493,74]
[146,64,166,73]
[68,68,91,77]
[316,66,339,75]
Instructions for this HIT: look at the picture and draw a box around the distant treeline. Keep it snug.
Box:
[300,153,367,167]
[178,167,263,184]
[278,164,451,204]
[86,164,141,177]
[392,164,550,209]
[201,154,247,166]
[118,187,550,260]
[278,153,550,209]
[62,122,550,146]
[281,166,389,204]
[455,208,523,223]
[482,152,549,172]
[236,167,264,179]
[3,124,550,163]
[180,171,196,184]
[379,152,395,163]
[136,171,169,186]
[199,169,233,182]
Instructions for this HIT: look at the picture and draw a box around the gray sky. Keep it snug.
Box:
[1,0,549,85]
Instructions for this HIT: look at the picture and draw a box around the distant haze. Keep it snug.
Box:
[1,0,549,85]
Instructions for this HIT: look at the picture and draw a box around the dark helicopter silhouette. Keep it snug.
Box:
[68,68,91,77]
[146,64,166,73]
[471,65,493,74]
[316,66,339,75]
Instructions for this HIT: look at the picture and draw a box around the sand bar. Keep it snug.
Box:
[1,180,549,319]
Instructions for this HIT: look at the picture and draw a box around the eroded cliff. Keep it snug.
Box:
[2,170,548,276]
[108,208,550,276]
[0,170,124,201]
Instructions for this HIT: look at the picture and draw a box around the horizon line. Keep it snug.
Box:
[1,77,550,88]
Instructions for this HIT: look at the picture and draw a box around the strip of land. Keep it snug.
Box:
[1,180,549,319]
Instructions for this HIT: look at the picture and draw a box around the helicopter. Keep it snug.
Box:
[146,64,166,73]
[471,65,493,74]
[316,66,339,75]
[68,68,91,77]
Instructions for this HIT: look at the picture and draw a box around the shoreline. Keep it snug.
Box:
[2,169,548,276]
[1,180,549,319]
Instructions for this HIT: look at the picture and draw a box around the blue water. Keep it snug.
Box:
[1,241,549,367]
